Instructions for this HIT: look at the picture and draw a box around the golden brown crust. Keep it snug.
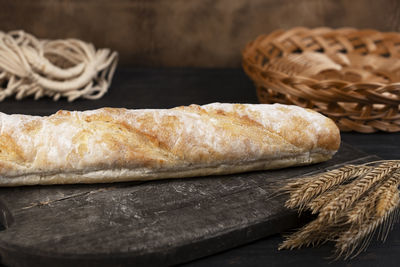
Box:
[0,103,340,186]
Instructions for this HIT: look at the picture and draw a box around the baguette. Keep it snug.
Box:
[0,103,340,186]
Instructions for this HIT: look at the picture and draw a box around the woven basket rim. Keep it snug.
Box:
[242,27,400,133]
[244,27,400,80]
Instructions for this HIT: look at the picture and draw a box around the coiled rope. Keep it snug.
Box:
[0,30,118,101]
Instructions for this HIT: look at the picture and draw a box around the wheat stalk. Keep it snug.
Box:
[335,186,400,259]
[280,160,400,259]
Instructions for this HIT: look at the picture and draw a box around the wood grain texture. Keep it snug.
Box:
[0,144,377,267]
[1,0,399,67]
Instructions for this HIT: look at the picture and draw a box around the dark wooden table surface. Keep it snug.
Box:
[0,68,399,267]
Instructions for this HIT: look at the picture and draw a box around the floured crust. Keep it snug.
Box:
[0,103,340,186]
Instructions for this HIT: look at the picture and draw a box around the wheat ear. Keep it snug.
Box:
[279,219,339,250]
[346,175,399,224]
[335,185,400,259]
[319,162,399,222]
[284,165,370,210]
[307,185,348,214]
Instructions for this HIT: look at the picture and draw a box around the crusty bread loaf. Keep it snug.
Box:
[0,103,340,186]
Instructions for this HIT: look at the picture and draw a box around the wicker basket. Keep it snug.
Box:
[242,27,400,133]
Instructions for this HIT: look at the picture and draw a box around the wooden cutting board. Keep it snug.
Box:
[0,143,378,267]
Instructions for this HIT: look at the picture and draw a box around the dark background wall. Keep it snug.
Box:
[1,0,400,67]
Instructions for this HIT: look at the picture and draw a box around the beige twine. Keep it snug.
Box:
[0,30,118,102]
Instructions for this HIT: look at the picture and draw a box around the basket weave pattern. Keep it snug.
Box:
[242,27,400,133]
